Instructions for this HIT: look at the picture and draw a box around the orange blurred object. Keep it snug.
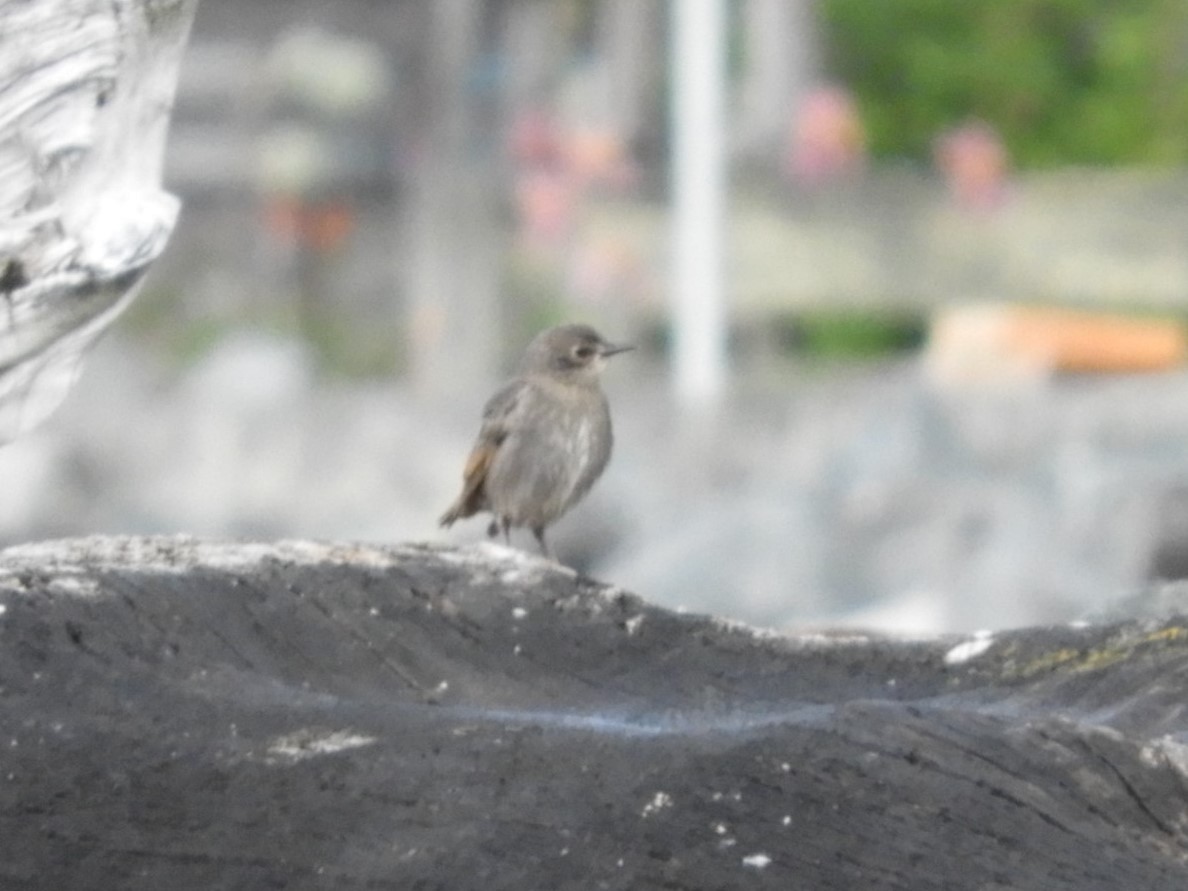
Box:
[928,304,1188,381]
[564,127,637,190]
[262,197,355,253]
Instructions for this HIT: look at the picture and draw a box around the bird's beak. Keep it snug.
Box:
[599,342,635,358]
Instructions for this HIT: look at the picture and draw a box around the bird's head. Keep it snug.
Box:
[521,324,634,382]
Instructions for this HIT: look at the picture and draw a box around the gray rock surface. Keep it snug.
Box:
[2,535,1188,889]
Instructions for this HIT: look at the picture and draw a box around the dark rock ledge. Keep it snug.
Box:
[2,536,1188,890]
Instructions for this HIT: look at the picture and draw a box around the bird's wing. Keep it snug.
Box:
[439,380,529,526]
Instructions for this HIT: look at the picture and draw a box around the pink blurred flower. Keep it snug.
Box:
[787,85,867,187]
[509,108,563,169]
[514,169,578,249]
[508,108,640,251]
[934,120,1010,210]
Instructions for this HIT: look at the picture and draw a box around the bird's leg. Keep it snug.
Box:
[532,526,552,559]
[501,516,512,545]
[487,518,499,538]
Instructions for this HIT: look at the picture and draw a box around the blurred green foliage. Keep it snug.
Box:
[786,311,926,357]
[822,0,1188,166]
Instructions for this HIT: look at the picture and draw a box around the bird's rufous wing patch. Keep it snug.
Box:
[439,381,527,526]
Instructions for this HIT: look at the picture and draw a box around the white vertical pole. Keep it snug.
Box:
[670,0,728,410]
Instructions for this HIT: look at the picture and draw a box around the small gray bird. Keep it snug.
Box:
[440,323,632,557]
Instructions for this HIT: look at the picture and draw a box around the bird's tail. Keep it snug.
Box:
[439,466,487,528]
[439,501,464,528]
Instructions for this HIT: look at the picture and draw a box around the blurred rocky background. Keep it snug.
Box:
[6,0,1188,634]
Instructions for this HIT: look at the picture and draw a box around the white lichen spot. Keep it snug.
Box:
[623,614,644,636]
[266,729,376,764]
[782,815,791,826]
[779,762,791,773]
[512,607,528,620]
[791,632,872,647]
[712,821,728,835]
[513,644,522,656]
[1144,736,1188,775]
[640,791,673,817]
[459,540,577,586]
[433,680,449,695]
[943,630,995,665]
[742,853,772,870]
[368,607,379,617]
[0,537,426,581]
[48,575,101,598]
[0,603,6,616]
[711,615,787,641]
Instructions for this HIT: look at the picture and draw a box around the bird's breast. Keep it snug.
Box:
[535,396,607,469]
[484,380,612,525]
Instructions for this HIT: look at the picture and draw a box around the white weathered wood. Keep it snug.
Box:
[0,0,197,442]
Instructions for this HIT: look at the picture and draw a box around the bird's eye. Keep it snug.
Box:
[574,345,595,360]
